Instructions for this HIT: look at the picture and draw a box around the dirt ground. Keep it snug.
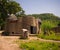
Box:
[0,35,60,50]
[0,36,21,50]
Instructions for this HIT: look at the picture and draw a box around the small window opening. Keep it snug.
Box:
[12,32,14,34]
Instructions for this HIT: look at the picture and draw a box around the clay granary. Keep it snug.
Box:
[4,14,41,35]
[51,26,60,35]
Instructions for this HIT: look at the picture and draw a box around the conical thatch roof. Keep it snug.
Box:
[7,14,18,21]
[38,18,42,23]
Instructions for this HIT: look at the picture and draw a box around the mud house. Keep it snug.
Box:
[51,26,60,35]
[4,14,41,35]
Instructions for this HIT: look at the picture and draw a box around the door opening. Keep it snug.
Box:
[30,26,36,34]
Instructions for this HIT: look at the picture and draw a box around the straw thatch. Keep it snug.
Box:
[7,14,18,21]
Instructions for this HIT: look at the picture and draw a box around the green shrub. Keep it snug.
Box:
[20,40,60,50]
[37,31,60,40]
[41,21,56,32]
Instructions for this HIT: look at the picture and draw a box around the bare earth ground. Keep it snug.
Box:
[0,36,21,50]
[0,36,60,50]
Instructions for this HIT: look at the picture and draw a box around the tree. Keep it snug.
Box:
[0,0,23,30]
[0,0,23,20]
[16,10,25,17]
[41,20,56,35]
[7,1,22,14]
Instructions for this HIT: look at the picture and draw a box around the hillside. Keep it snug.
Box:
[29,13,60,21]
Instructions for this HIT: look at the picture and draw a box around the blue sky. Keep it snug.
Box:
[15,0,60,17]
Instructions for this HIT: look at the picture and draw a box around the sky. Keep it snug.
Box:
[15,0,60,17]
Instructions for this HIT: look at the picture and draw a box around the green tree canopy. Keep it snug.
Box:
[0,0,23,21]
[0,0,24,29]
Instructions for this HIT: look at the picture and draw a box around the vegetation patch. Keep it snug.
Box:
[19,40,60,50]
[37,31,60,41]
[37,19,60,41]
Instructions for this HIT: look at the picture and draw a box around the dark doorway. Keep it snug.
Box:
[30,26,37,34]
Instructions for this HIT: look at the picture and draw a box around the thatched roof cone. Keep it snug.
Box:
[7,14,18,21]
[22,16,36,26]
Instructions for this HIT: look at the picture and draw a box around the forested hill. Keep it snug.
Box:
[28,13,60,21]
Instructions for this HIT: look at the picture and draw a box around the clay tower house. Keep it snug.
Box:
[4,14,41,35]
